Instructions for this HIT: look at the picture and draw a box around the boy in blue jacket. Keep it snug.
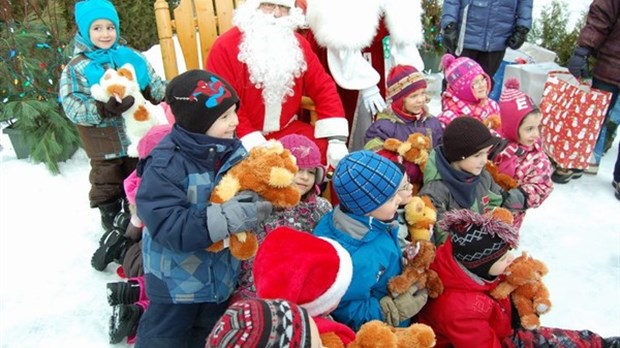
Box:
[313,151,428,331]
[135,70,272,348]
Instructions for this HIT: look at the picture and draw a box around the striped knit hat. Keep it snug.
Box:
[439,209,519,280]
[387,65,427,105]
[206,298,311,347]
[333,151,404,216]
[499,79,537,142]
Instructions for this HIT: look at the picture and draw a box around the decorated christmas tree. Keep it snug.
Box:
[420,0,445,72]
[0,0,80,174]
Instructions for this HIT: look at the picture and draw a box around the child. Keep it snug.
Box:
[437,54,500,131]
[418,209,615,347]
[313,151,428,331]
[134,70,273,347]
[419,117,526,245]
[492,81,554,230]
[364,65,444,187]
[230,133,332,304]
[59,0,167,232]
[206,298,323,347]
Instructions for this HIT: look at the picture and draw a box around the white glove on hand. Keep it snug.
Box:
[360,85,386,115]
[327,138,348,169]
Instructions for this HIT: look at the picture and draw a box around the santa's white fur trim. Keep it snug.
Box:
[240,131,269,151]
[383,0,424,45]
[306,0,382,50]
[303,237,353,317]
[314,117,349,139]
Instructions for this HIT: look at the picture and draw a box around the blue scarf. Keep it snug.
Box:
[435,146,481,208]
[79,34,150,90]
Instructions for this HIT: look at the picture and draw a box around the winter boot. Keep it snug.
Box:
[109,304,143,344]
[91,229,130,271]
[107,280,140,306]
[99,199,122,231]
[112,211,130,236]
[604,336,620,348]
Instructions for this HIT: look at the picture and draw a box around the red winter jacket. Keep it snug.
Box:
[417,240,513,348]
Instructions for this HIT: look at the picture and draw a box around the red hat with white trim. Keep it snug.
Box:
[253,226,353,317]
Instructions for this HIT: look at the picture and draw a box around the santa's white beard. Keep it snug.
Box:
[236,9,307,105]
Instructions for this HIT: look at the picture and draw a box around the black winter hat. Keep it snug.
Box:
[443,117,499,162]
[165,70,239,134]
[439,209,519,280]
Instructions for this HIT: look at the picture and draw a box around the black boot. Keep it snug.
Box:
[91,229,130,271]
[98,199,122,231]
[109,304,143,344]
[604,337,620,348]
[112,211,131,235]
[107,280,140,306]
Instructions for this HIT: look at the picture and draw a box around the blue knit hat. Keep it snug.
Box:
[74,0,120,45]
[333,151,404,216]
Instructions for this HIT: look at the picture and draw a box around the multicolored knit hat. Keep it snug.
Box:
[279,134,326,185]
[165,70,239,134]
[253,226,353,318]
[441,53,491,103]
[333,151,404,216]
[387,64,427,107]
[443,117,499,162]
[74,0,120,45]
[206,298,311,347]
[439,209,519,279]
[499,79,538,142]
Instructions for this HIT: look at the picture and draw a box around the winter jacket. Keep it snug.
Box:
[437,89,500,129]
[492,141,553,229]
[59,35,166,159]
[419,147,526,245]
[441,0,533,53]
[230,193,332,304]
[577,0,620,87]
[136,124,247,304]
[313,207,405,331]
[417,239,513,348]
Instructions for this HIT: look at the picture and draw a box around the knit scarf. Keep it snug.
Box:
[391,99,424,122]
[435,146,480,208]
[79,34,150,90]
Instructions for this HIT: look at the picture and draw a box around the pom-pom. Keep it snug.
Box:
[504,78,521,90]
[440,53,456,71]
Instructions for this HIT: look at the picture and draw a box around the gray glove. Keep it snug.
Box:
[380,285,429,326]
[206,191,273,242]
[567,46,591,79]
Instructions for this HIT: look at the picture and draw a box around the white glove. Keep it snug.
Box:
[360,85,386,115]
[327,138,349,169]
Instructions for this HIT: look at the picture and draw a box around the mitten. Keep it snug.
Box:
[567,46,591,79]
[506,25,529,50]
[141,86,161,105]
[96,96,135,118]
[380,285,429,326]
[360,85,386,115]
[207,191,273,239]
[442,23,458,54]
[327,138,349,168]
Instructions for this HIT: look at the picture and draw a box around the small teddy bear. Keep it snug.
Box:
[383,133,432,194]
[347,320,436,348]
[490,251,552,330]
[403,195,437,242]
[388,239,444,299]
[205,141,301,260]
[90,63,164,157]
[485,161,518,191]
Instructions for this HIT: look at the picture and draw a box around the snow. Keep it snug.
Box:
[1,2,618,346]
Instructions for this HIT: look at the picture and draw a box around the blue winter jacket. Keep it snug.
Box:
[441,0,533,52]
[136,124,247,304]
[313,207,405,331]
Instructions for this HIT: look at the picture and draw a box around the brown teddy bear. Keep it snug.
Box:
[205,141,301,260]
[388,240,444,299]
[490,251,552,330]
[347,320,436,348]
[485,161,518,191]
[383,133,432,195]
[404,195,437,242]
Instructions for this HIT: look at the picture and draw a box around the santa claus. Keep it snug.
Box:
[303,0,425,150]
[206,0,349,168]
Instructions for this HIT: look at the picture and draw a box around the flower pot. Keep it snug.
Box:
[421,51,443,73]
[2,124,32,159]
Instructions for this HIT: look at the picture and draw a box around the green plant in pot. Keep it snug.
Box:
[0,1,80,174]
[420,0,445,73]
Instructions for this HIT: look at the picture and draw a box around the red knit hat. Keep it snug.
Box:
[279,134,326,185]
[253,227,353,317]
[441,53,491,103]
[387,65,427,107]
[499,79,537,142]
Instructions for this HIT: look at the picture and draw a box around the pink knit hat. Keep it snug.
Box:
[499,79,537,142]
[279,134,326,185]
[441,53,491,103]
